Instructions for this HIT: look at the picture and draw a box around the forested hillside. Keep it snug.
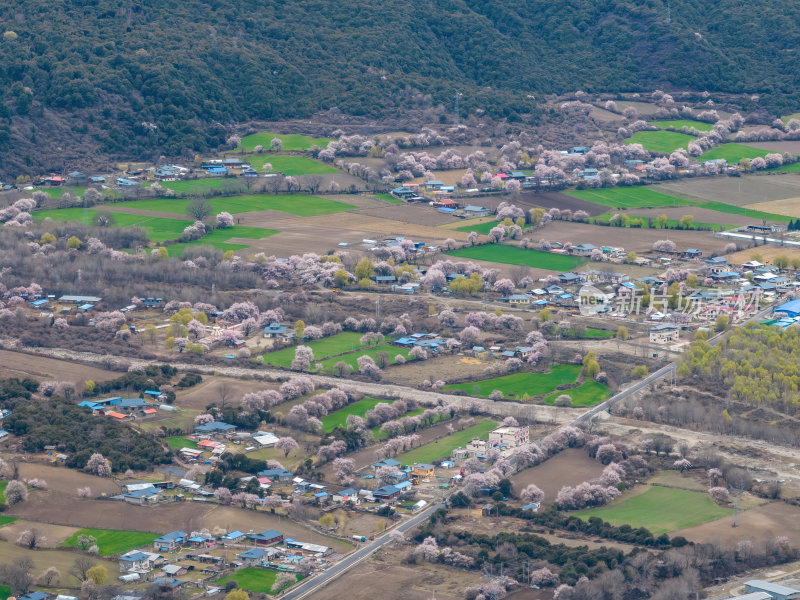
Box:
[2,0,800,171]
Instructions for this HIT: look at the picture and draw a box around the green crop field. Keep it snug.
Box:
[445,246,585,272]
[591,213,734,231]
[700,143,770,163]
[372,407,448,439]
[0,585,10,600]
[0,483,8,504]
[62,528,158,556]
[34,208,191,242]
[373,192,405,205]
[574,486,731,534]
[626,130,696,153]
[456,221,498,234]
[239,132,334,152]
[157,178,243,195]
[542,380,610,406]
[444,365,581,399]
[321,397,391,432]
[42,186,88,199]
[316,344,412,374]
[165,226,279,256]
[216,568,303,594]
[262,332,370,367]
[583,328,615,339]
[165,436,198,450]
[111,194,354,217]
[248,155,339,175]
[649,120,714,132]
[696,201,792,223]
[566,187,692,209]
[395,419,497,465]
[776,162,800,172]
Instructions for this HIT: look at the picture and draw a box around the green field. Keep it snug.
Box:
[0,585,10,600]
[316,344,412,374]
[626,130,696,153]
[445,245,585,272]
[566,187,692,209]
[239,132,334,152]
[456,221,499,234]
[165,226,279,256]
[34,208,191,242]
[542,380,610,406]
[649,120,714,132]
[395,419,497,465]
[157,178,243,195]
[262,332,370,367]
[444,365,581,399]
[583,328,615,339]
[776,162,800,172]
[320,397,390,433]
[111,194,354,217]
[165,436,198,450]
[216,567,303,594]
[696,201,792,223]
[700,143,770,163]
[248,155,339,175]
[41,186,88,199]
[62,528,159,556]
[0,482,8,504]
[574,486,731,534]
[591,213,734,231]
[371,406,448,439]
[373,192,405,205]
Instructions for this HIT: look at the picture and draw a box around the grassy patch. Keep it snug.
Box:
[0,482,8,504]
[700,143,770,163]
[112,194,354,217]
[775,162,800,172]
[566,187,692,209]
[165,226,279,256]
[583,328,615,339]
[444,365,581,399]
[41,186,88,199]
[0,585,10,600]
[456,221,500,234]
[262,332,369,367]
[574,486,731,534]
[696,201,792,223]
[591,213,734,231]
[316,344,411,374]
[373,192,405,205]
[626,130,696,153]
[649,120,714,132]
[239,132,333,152]
[62,528,159,556]
[34,208,191,242]
[396,419,496,465]
[249,155,339,175]
[216,568,303,594]
[157,178,243,195]
[542,380,611,406]
[445,245,585,272]
[165,437,198,450]
[321,398,390,433]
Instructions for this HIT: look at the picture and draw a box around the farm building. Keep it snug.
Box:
[237,547,279,566]
[462,205,489,217]
[194,421,237,435]
[499,294,531,306]
[220,531,245,543]
[123,486,163,506]
[571,243,598,257]
[249,529,284,546]
[410,463,435,481]
[153,531,188,551]
[257,468,293,482]
[332,488,359,504]
[373,458,401,470]
[119,550,159,573]
[372,484,402,502]
[649,324,679,344]
[489,425,529,448]
[743,580,800,600]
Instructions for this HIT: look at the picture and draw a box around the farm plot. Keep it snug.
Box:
[216,568,303,594]
[42,186,88,199]
[565,187,692,209]
[625,130,696,153]
[582,328,615,339]
[444,365,582,399]
[455,220,528,234]
[156,178,244,196]
[261,332,369,367]
[320,397,391,433]
[445,245,585,271]
[0,539,117,587]
[165,225,279,256]
[34,208,190,242]
[111,194,355,217]
[542,380,610,406]
[649,120,714,132]
[315,344,412,374]
[165,436,198,450]
[659,175,800,207]
[395,419,497,465]
[62,528,158,556]
[673,500,800,544]
[248,155,338,175]
[372,192,405,205]
[700,143,771,163]
[737,197,800,219]
[0,350,118,384]
[239,132,333,152]
[573,486,731,534]
[16,463,121,497]
[695,201,792,223]
[511,448,604,504]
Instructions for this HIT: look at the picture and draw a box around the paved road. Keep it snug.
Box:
[281,502,443,600]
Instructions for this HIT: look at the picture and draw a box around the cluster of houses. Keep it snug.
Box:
[77,393,175,423]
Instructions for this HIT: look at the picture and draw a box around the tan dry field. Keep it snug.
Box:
[355,205,464,227]
[590,106,626,123]
[327,508,387,538]
[385,354,497,387]
[623,205,764,227]
[510,448,605,504]
[746,141,800,154]
[726,245,800,265]
[613,100,661,116]
[306,550,483,600]
[539,220,730,254]
[519,191,608,217]
[743,197,800,218]
[0,350,118,384]
[0,537,118,588]
[175,376,280,410]
[7,494,350,552]
[658,176,800,207]
[0,519,78,547]
[673,500,800,545]
[17,462,122,497]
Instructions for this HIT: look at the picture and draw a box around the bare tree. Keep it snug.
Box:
[306,175,323,194]
[70,556,96,582]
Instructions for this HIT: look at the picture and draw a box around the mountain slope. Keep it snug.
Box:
[1,0,799,172]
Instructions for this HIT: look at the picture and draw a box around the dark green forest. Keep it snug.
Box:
[2,0,800,169]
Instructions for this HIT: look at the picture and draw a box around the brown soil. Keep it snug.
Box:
[623,206,766,227]
[727,245,800,265]
[385,354,495,387]
[747,141,800,154]
[16,462,122,497]
[519,191,608,217]
[510,448,605,504]
[673,500,800,545]
[659,176,800,207]
[0,519,79,547]
[175,376,280,410]
[744,197,800,218]
[0,350,118,384]
[356,205,463,227]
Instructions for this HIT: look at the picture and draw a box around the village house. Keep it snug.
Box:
[123,486,163,506]
[249,529,284,546]
[489,425,530,449]
[194,421,237,436]
[257,468,293,482]
[220,530,245,543]
[649,323,680,344]
[410,463,435,482]
[237,547,279,566]
[153,531,188,552]
[372,484,402,502]
[499,294,531,306]
[119,550,159,573]
[332,488,359,504]
[571,243,598,257]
